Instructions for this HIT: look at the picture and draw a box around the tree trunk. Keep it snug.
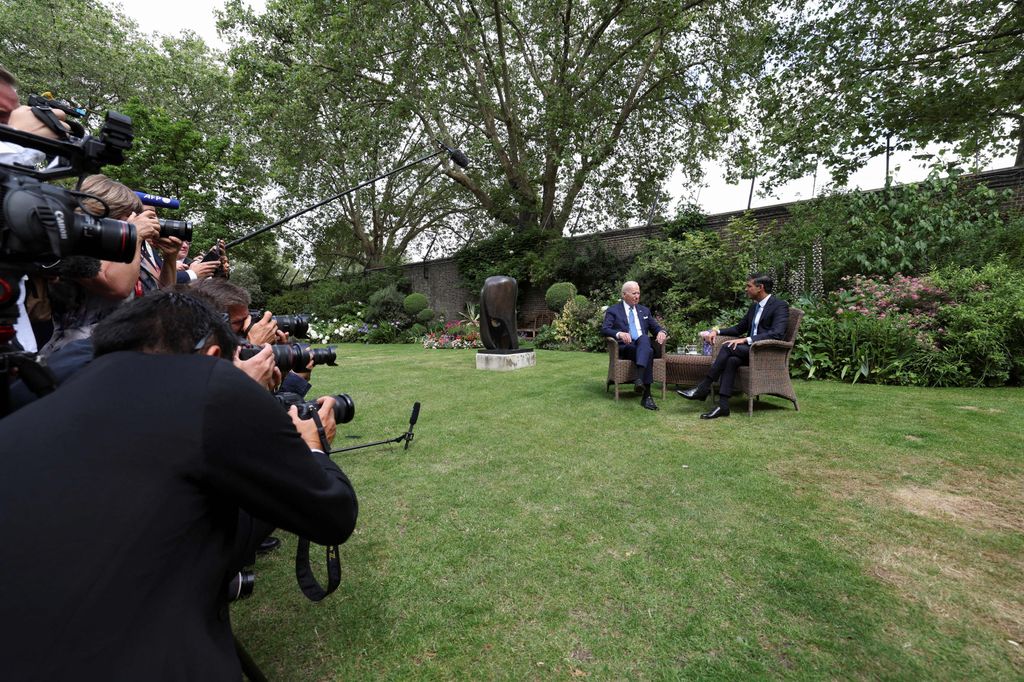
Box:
[1016,124,1024,167]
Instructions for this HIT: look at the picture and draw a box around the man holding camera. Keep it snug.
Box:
[0,290,358,679]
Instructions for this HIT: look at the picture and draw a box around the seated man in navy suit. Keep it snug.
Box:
[678,273,789,419]
[601,280,668,410]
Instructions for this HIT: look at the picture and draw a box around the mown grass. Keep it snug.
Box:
[232,345,1024,679]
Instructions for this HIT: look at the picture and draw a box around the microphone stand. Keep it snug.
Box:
[226,148,451,249]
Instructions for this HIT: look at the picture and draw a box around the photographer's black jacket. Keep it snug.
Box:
[0,351,358,681]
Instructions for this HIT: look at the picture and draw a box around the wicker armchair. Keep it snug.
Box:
[713,307,804,416]
[606,337,665,400]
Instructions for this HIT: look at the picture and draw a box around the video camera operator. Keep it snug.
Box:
[0,290,358,679]
[37,174,162,356]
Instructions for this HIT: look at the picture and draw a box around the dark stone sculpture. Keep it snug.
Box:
[479,275,520,351]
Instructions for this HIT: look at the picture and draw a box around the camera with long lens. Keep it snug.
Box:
[2,108,136,413]
[0,173,137,263]
[157,218,192,242]
[237,342,336,373]
[248,311,310,338]
[0,110,137,264]
[275,391,355,424]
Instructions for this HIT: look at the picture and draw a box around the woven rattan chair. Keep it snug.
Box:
[713,307,804,416]
[606,337,665,400]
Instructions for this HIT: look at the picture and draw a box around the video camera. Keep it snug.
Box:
[0,111,137,264]
[237,342,336,373]
[1,108,135,415]
[248,311,311,338]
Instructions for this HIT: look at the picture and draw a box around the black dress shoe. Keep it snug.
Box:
[699,406,730,419]
[257,536,281,554]
[641,395,658,410]
[678,385,709,401]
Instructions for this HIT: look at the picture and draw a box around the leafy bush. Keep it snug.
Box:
[363,322,401,344]
[545,282,577,312]
[403,293,429,316]
[365,284,407,324]
[544,296,604,351]
[763,166,1024,297]
[416,308,435,323]
[454,227,557,293]
[627,226,750,323]
[794,263,1024,387]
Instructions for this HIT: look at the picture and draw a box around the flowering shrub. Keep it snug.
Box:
[422,329,482,349]
[833,273,951,347]
[308,317,364,343]
[795,263,1024,387]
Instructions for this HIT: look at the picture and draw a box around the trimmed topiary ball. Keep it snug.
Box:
[545,282,577,312]
[403,292,429,316]
[416,307,435,323]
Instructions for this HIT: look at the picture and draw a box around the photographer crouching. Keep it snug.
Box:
[0,289,358,679]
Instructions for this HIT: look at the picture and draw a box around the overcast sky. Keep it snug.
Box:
[112,0,1017,221]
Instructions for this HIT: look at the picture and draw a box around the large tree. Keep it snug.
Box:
[742,0,1024,187]
[0,1,280,286]
[219,0,778,264]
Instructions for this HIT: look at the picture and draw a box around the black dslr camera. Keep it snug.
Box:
[237,342,336,373]
[275,391,355,424]
[248,310,311,338]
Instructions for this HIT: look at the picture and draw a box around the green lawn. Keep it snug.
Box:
[233,345,1024,679]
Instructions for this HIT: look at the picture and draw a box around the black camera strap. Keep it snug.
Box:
[294,408,342,602]
[295,538,341,602]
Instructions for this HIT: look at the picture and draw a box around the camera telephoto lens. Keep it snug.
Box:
[157,218,193,242]
[328,393,355,424]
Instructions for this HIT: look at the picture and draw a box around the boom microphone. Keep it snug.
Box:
[436,139,470,168]
[226,141,471,248]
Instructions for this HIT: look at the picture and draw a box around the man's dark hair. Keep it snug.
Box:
[0,65,16,86]
[92,290,238,358]
[192,277,251,310]
[749,273,774,293]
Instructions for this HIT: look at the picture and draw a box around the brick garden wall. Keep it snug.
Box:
[385,166,1024,322]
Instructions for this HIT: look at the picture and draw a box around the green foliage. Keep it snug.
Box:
[416,308,436,324]
[365,284,408,324]
[454,227,556,293]
[538,296,605,352]
[266,271,409,321]
[749,0,1024,187]
[627,225,751,324]
[220,0,779,243]
[363,323,402,344]
[764,169,1024,297]
[544,282,577,312]
[403,293,429,316]
[795,263,1024,387]
[543,239,628,297]
[930,262,1024,386]
[661,203,707,241]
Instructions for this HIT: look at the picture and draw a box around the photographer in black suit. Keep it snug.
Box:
[0,290,358,680]
[678,273,789,418]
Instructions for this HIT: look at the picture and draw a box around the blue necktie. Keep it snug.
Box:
[628,306,640,340]
[751,304,762,337]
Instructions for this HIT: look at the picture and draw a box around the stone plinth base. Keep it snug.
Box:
[476,349,536,371]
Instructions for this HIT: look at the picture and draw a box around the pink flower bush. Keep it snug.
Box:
[832,273,952,347]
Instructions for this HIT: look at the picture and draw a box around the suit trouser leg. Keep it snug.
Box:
[620,335,654,385]
[716,344,750,399]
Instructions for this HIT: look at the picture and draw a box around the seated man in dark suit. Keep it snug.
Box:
[601,280,668,410]
[0,290,358,679]
[678,273,789,418]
